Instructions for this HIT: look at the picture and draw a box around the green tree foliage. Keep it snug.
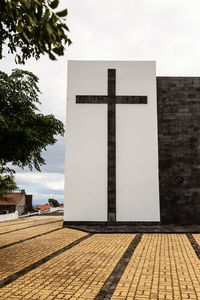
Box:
[48,198,60,207]
[0,0,71,63]
[0,69,65,173]
[0,172,18,196]
[0,1,68,194]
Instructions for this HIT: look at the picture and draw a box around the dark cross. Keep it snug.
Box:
[76,69,147,222]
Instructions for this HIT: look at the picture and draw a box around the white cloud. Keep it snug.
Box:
[15,172,64,191]
[32,192,64,206]
[15,172,65,205]
[66,0,200,75]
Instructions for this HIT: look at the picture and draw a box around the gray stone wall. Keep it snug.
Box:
[157,77,200,224]
[16,195,26,215]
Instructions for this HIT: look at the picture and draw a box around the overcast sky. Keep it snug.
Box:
[1,0,200,205]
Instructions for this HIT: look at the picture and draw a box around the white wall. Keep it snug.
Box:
[65,61,108,221]
[50,207,64,212]
[116,62,160,221]
[0,211,18,222]
[64,61,160,222]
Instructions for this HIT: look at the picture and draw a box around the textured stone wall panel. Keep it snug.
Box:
[157,77,200,224]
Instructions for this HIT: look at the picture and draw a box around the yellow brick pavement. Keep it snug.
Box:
[0,220,62,248]
[193,234,200,246]
[0,230,200,300]
[0,219,29,227]
[0,216,54,227]
[0,228,86,281]
[0,215,62,228]
[0,217,62,234]
[111,234,200,300]
[0,234,134,299]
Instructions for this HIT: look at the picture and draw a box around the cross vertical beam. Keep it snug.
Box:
[107,69,116,222]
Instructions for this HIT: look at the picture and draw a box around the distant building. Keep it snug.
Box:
[0,190,33,215]
[35,204,52,211]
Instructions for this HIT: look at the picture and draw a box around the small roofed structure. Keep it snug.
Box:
[35,204,52,211]
[0,190,33,215]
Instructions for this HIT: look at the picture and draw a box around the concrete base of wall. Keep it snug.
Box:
[63,222,200,233]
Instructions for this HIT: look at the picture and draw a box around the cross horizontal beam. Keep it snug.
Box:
[76,95,147,104]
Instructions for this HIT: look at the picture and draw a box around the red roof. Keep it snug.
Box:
[36,204,52,210]
[0,193,25,205]
[58,205,64,207]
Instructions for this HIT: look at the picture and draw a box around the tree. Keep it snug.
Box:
[0,173,18,196]
[0,1,68,194]
[0,69,64,173]
[48,198,60,207]
[0,0,71,64]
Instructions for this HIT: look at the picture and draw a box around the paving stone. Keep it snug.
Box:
[0,216,57,227]
[0,227,86,281]
[0,217,62,234]
[0,234,134,299]
[0,220,62,248]
[1,219,200,300]
[193,234,200,246]
[111,234,200,299]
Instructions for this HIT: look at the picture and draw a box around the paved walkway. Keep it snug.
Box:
[0,217,61,234]
[0,219,63,248]
[0,217,200,299]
